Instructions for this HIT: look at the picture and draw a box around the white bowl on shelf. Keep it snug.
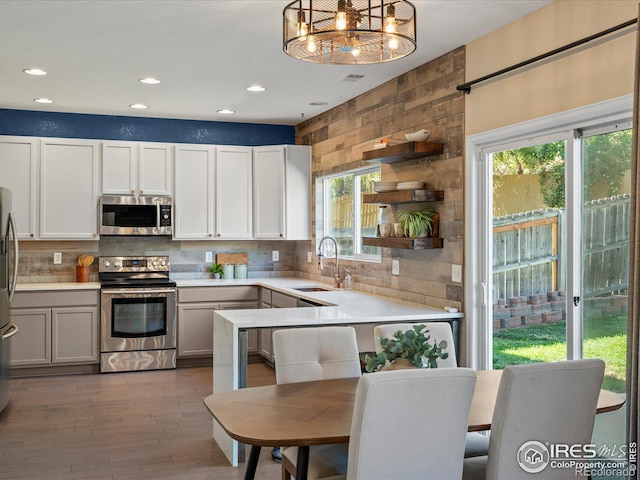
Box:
[397,181,424,190]
[404,129,431,143]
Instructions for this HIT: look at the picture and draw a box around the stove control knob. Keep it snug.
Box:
[113,261,120,268]
[152,260,158,267]
[104,261,110,267]
[160,260,166,266]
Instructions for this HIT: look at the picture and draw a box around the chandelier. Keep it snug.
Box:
[283,0,417,65]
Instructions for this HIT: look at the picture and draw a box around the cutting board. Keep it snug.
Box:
[216,253,248,265]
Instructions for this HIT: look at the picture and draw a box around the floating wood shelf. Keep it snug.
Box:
[363,189,444,204]
[362,141,445,164]
[363,236,444,250]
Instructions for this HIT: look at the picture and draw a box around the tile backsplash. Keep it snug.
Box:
[17,237,302,283]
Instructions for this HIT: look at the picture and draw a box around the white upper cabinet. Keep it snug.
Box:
[253,145,311,240]
[40,138,100,240]
[0,136,39,239]
[215,146,253,239]
[102,141,172,196]
[173,144,215,240]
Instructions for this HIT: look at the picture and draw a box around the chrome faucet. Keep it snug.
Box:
[318,235,342,288]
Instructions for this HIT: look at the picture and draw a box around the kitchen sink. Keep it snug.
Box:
[292,286,332,292]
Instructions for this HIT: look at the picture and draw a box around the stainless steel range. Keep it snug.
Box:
[99,256,176,373]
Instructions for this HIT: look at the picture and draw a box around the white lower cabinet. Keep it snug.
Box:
[177,286,259,358]
[10,291,99,367]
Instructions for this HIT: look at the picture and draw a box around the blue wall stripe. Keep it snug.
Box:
[0,109,295,146]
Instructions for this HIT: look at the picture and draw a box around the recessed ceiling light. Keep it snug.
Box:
[309,101,328,106]
[24,68,47,76]
[217,109,235,114]
[246,85,266,92]
[139,77,160,84]
[34,98,53,104]
[129,103,148,109]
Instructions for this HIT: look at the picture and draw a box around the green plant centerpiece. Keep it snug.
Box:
[363,324,448,372]
[397,208,435,238]
[210,263,224,279]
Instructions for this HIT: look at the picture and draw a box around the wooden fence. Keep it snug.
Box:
[492,194,630,302]
[582,194,630,298]
[330,195,378,228]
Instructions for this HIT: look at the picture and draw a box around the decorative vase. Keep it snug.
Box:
[382,358,415,371]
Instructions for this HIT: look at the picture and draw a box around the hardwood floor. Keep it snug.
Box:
[0,364,281,480]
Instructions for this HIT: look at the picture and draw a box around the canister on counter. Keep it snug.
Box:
[223,264,235,279]
[234,263,247,279]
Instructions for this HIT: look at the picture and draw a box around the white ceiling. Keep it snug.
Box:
[0,0,551,126]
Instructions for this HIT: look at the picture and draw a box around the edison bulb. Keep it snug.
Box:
[389,37,399,50]
[306,36,317,53]
[336,11,347,30]
[384,17,397,34]
[297,22,308,37]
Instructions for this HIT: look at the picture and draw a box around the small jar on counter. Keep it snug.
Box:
[234,263,247,279]
[223,264,235,279]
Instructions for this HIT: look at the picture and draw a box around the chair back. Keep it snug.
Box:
[272,326,361,384]
[347,368,477,480]
[373,322,457,368]
[486,359,605,480]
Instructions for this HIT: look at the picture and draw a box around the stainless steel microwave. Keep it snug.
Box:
[99,196,172,236]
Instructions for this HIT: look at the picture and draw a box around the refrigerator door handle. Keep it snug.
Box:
[0,323,18,340]
[8,212,18,302]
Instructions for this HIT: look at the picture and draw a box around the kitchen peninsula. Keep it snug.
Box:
[205,277,463,466]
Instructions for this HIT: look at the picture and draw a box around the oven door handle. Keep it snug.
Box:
[101,288,176,295]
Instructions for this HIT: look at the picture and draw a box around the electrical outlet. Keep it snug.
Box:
[307,251,312,263]
[205,251,213,263]
[392,259,400,276]
[53,252,62,264]
[452,264,462,283]
[272,250,279,262]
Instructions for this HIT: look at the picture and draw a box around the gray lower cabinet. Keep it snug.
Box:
[258,289,298,363]
[177,286,259,358]
[10,290,99,367]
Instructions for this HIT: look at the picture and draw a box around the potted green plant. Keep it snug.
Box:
[397,208,436,238]
[363,324,449,372]
[210,263,224,279]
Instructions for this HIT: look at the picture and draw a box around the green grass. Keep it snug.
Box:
[493,313,627,393]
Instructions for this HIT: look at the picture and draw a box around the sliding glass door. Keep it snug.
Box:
[478,121,631,453]
[489,136,569,369]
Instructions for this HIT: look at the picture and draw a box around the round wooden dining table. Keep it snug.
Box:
[204,370,625,480]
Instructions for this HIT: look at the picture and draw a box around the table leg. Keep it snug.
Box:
[295,445,310,480]
[243,445,261,480]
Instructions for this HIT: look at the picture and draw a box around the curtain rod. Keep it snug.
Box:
[456,18,638,94]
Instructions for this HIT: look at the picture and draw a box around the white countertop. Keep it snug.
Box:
[15,277,462,327]
[16,282,101,291]
[180,277,463,328]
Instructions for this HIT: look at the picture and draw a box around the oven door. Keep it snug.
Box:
[101,288,176,352]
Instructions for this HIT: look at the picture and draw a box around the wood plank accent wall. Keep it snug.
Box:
[295,47,466,309]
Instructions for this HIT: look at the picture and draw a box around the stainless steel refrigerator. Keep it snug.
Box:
[0,187,19,414]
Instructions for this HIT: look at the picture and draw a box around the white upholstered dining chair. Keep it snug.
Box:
[320,367,478,480]
[272,326,362,480]
[463,358,606,480]
[373,322,490,458]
